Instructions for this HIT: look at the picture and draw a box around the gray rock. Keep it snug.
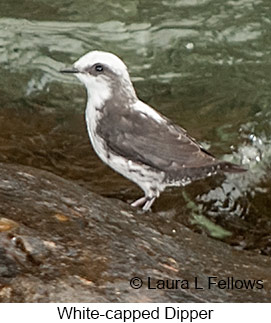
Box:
[0,162,270,302]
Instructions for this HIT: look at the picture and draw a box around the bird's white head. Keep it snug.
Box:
[61,50,137,109]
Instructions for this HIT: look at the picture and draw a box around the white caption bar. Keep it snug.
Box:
[0,303,269,323]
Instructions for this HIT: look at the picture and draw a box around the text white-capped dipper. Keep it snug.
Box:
[61,51,246,211]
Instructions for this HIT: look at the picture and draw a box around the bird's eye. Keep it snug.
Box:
[95,64,104,72]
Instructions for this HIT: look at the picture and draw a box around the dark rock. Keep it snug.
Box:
[0,162,270,302]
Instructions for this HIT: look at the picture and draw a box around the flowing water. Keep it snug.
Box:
[0,0,271,254]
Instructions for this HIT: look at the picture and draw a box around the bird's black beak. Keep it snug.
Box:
[60,67,80,74]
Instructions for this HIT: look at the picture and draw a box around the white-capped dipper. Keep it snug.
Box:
[61,51,246,211]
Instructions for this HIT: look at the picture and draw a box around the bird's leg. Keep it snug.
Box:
[131,196,147,208]
[142,197,156,212]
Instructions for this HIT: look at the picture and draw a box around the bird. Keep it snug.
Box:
[61,50,246,211]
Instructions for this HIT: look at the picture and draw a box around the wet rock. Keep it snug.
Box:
[0,162,270,302]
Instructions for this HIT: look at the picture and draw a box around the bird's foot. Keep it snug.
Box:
[131,196,147,208]
[142,197,155,211]
[131,196,156,212]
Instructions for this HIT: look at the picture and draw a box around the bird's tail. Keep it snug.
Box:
[165,161,246,186]
[219,161,247,173]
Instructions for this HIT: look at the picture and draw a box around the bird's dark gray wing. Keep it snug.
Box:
[96,104,243,180]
